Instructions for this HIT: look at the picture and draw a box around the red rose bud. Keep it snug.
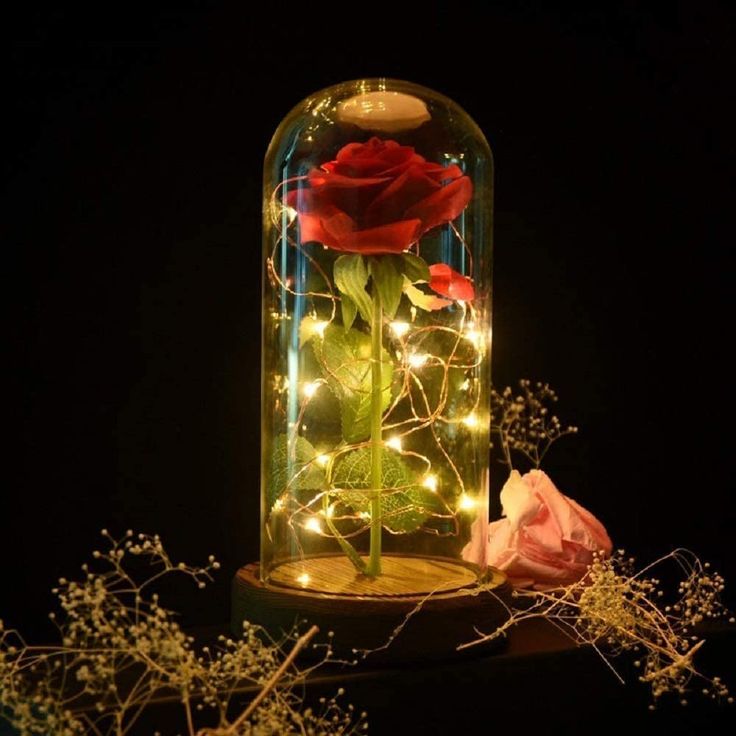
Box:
[428,263,475,302]
[287,137,472,254]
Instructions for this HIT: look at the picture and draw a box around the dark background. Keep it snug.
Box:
[3,0,734,703]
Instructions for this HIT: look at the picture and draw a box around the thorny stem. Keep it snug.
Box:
[366,287,383,578]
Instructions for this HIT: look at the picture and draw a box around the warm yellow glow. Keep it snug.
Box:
[302,381,321,399]
[462,413,479,428]
[386,436,403,452]
[458,494,476,511]
[464,329,482,347]
[300,316,329,343]
[285,205,298,223]
[321,503,336,519]
[304,517,322,534]
[358,511,371,521]
[315,454,330,467]
[390,321,410,338]
[296,572,310,586]
[272,498,284,513]
[422,474,438,492]
[408,352,428,368]
[461,378,471,391]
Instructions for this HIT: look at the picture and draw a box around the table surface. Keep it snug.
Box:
[1,619,733,735]
[308,618,736,735]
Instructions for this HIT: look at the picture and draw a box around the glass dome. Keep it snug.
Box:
[260,79,493,596]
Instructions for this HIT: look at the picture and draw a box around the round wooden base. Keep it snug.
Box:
[231,555,512,664]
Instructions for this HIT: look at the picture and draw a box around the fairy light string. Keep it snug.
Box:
[266,186,489,563]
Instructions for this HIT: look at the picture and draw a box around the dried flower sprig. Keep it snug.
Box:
[459,549,734,708]
[491,379,578,469]
[0,530,366,736]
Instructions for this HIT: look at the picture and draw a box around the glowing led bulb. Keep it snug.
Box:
[296,572,310,586]
[304,517,322,534]
[302,381,320,399]
[462,413,479,428]
[408,352,428,368]
[272,498,284,513]
[460,378,471,391]
[301,316,329,343]
[458,494,476,511]
[315,454,330,467]
[390,321,410,338]
[386,436,403,452]
[422,474,438,492]
[464,329,482,347]
[321,504,336,519]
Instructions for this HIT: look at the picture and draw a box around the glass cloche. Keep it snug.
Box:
[260,79,493,597]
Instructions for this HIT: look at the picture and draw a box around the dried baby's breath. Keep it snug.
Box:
[0,530,366,735]
[461,549,733,707]
[491,379,578,469]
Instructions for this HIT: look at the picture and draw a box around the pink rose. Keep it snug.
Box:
[463,469,612,587]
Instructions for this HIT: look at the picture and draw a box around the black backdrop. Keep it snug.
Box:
[4,2,735,653]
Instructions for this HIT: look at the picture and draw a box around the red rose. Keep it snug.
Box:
[429,263,475,302]
[287,137,472,255]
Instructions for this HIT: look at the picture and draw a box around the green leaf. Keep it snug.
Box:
[332,448,441,533]
[269,434,326,508]
[369,256,404,319]
[334,254,372,323]
[403,277,452,312]
[313,325,393,443]
[399,253,431,283]
[340,293,357,331]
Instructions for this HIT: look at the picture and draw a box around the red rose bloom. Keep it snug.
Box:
[429,263,475,302]
[287,137,472,254]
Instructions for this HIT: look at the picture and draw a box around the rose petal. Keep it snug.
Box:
[330,219,422,254]
[462,515,489,567]
[303,173,390,224]
[526,470,612,553]
[296,207,356,250]
[364,165,440,227]
[499,469,541,531]
[404,176,473,234]
[428,263,475,302]
[373,153,427,179]
[335,138,420,177]
[308,168,390,189]
[423,163,464,182]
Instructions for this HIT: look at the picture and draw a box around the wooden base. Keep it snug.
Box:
[231,555,512,664]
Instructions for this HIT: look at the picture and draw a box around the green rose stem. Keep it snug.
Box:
[321,482,366,573]
[366,286,384,577]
